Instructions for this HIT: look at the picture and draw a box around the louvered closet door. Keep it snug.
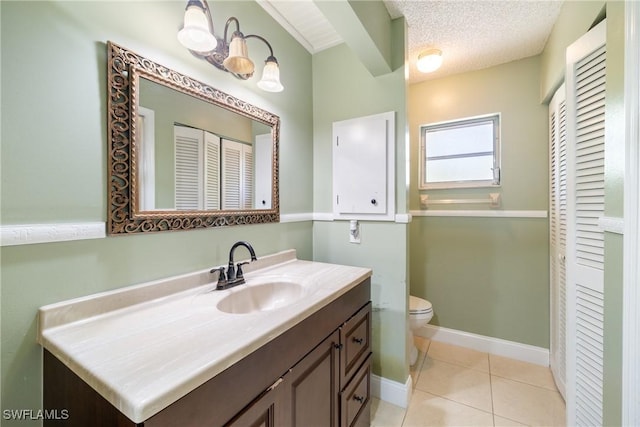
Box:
[175,125,204,210]
[222,140,241,210]
[565,20,606,427]
[204,131,220,210]
[222,139,253,210]
[549,83,567,400]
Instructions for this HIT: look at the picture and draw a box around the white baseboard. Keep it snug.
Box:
[417,324,550,366]
[371,374,412,409]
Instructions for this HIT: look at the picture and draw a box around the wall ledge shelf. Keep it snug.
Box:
[599,216,624,234]
[409,209,548,219]
[0,222,106,246]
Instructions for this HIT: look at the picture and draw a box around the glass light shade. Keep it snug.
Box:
[417,49,443,73]
[257,58,284,92]
[223,35,255,75]
[177,4,217,52]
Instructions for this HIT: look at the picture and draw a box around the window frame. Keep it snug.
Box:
[419,113,501,190]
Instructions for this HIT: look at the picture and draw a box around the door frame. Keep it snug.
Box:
[623,1,640,424]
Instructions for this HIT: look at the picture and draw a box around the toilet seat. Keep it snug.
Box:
[410,295,432,314]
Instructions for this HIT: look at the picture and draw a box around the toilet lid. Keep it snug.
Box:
[410,296,432,314]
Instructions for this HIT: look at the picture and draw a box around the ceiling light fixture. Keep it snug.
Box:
[177,0,284,92]
[417,49,443,73]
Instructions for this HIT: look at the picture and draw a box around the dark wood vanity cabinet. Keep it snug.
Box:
[339,304,372,427]
[44,278,371,427]
[225,300,371,427]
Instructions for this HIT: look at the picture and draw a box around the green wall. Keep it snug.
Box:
[0,1,313,424]
[312,16,409,383]
[539,0,605,102]
[408,56,550,348]
[410,217,549,346]
[602,2,626,425]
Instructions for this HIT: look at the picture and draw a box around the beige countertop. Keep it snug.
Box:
[38,250,371,423]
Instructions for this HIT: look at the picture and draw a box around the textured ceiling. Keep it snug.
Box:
[385,0,564,83]
[260,0,563,84]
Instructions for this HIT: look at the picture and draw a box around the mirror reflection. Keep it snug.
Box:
[107,41,280,235]
[137,77,274,212]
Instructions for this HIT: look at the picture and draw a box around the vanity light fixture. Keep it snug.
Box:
[177,0,284,92]
[417,48,443,73]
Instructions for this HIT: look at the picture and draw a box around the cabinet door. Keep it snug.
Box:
[287,330,340,427]
[225,376,289,427]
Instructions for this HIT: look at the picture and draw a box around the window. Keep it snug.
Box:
[419,114,500,189]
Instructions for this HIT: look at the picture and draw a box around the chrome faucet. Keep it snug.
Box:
[211,241,257,290]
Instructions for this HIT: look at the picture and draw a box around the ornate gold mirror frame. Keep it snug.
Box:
[107,41,280,234]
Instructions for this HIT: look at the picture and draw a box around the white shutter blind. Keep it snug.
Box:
[204,132,220,210]
[560,100,568,254]
[574,42,606,427]
[551,108,558,242]
[575,44,606,270]
[242,147,254,209]
[557,99,568,399]
[222,140,242,210]
[175,126,203,210]
[566,19,606,427]
[549,84,567,399]
[575,281,605,426]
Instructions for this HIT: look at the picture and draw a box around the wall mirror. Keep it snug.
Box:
[107,41,279,234]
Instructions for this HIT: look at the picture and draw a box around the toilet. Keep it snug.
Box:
[409,295,433,366]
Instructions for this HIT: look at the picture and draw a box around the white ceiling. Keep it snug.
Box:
[259,0,564,84]
[257,0,344,53]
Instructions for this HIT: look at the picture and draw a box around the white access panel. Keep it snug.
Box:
[333,111,395,221]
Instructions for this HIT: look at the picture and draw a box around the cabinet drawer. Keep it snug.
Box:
[340,302,371,385]
[340,354,371,427]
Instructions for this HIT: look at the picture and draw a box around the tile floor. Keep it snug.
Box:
[371,337,566,427]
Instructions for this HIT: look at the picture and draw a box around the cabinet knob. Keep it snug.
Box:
[334,343,344,350]
[353,395,365,403]
[371,199,377,205]
[262,200,266,205]
[352,337,364,345]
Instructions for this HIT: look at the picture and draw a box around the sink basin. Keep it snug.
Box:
[216,281,306,314]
